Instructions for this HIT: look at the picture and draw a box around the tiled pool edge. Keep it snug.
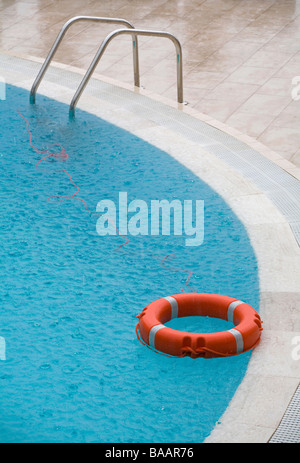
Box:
[1,48,299,181]
[0,52,299,443]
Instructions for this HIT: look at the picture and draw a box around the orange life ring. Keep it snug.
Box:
[136,293,263,358]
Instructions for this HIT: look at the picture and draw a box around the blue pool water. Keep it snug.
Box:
[0,85,259,443]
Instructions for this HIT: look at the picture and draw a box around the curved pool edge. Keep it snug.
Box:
[0,50,299,443]
[2,47,299,181]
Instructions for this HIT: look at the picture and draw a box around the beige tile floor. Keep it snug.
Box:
[1,0,300,167]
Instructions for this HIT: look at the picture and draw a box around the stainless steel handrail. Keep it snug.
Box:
[30,16,140,103]
[69,28,183,117]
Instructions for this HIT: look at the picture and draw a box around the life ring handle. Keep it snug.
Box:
[135,323,262,358]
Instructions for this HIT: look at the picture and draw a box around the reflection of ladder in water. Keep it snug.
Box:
[30,16,184,117]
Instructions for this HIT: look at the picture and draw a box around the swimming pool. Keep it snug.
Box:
[0,84,259,443]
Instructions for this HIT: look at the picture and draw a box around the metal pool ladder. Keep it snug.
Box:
[29,16,184,117]
[30,16,140,103]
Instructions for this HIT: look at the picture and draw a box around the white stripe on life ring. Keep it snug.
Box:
[227,300,244,323]
[228,328,244,353]
[164,296,178,319]
[149,324,166,348]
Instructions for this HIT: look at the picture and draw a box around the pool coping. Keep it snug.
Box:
[0,50,299,443]
[1,47,299,181]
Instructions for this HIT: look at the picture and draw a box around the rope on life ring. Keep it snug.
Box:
[136,293,263,359]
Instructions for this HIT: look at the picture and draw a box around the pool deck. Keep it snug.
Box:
[0,49,299,443]
[1,0,300,170]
